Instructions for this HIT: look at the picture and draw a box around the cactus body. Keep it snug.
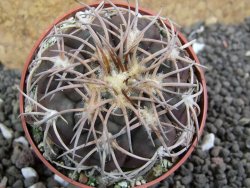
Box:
[21,0,203,186]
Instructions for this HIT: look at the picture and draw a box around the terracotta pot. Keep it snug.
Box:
[19,1,208,187]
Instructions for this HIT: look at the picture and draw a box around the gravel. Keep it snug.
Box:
[0,17,250,187]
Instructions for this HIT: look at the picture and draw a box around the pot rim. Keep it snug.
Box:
[19,1,208,188]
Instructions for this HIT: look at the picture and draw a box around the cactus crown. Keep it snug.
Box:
[21,0,203,186]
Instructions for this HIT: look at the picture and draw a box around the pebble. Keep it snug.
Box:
[180,166,190,176]
[12,179,24,188]
[0,112,5,121]
[54,174,69,187]
[211,157,223,165]
[245,153,250,162]
[185,162,194,172]
[201,133,215,151]
[11,145,22,165]
[233,126,243,137]
[194,174,207,185]
[245,51,250,56]
[2,158,12,167]
[244,178,250,187]
[15,147,34,169]
[240,118,250,126]
[0,123,13,139]
[46,177,60,188]
[230,55,238,63]
[0,163,3,175]
[231,142,240,152]
[215,179,227,187]
[192,42,205,54]
[13,136,29,147]
[0,147,5,159]
[215,119,223,127]
[0,98,3,108]
[6,166,22,179]
[215,173,226,180]
[25,177,38,187]
[135,180,142,186]
[196,149,208,159]
[181,174,193,185]
[21,167,38,179]
[0,176,8,188]
[226,132,235,141]
[246,138,250,149]
[192,156,204,165]
[210,146,221,157]
[13,121,24,132]
[28,182,46,188]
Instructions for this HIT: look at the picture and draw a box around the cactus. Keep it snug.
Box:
[20,0,203,186]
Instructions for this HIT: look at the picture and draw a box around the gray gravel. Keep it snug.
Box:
[0,17,250,188]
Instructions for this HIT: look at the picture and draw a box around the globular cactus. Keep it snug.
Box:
[21,0,203,186]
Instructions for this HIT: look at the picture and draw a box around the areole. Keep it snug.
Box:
[19,1,208,187]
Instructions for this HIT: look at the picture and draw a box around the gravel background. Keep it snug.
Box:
[0,18,250,188]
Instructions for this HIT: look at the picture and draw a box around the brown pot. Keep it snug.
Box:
[19,1,208,187]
